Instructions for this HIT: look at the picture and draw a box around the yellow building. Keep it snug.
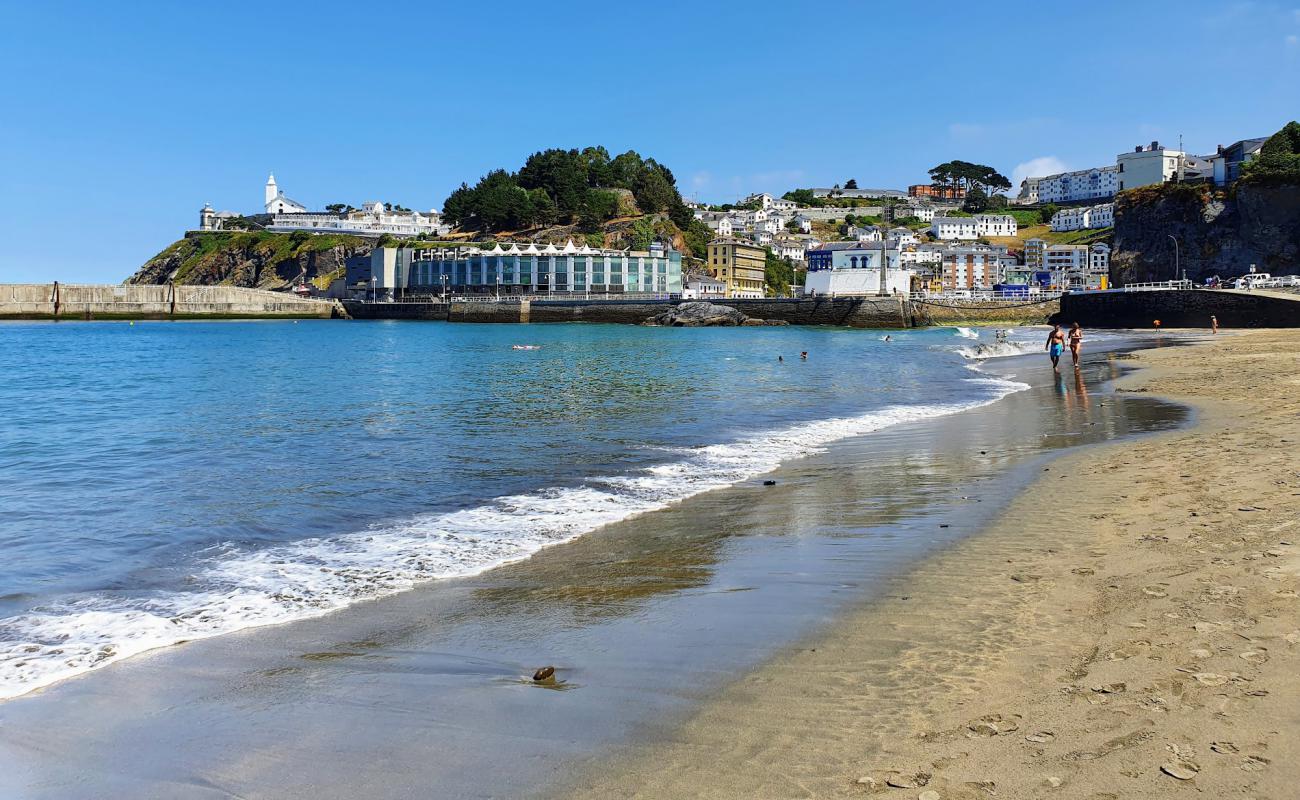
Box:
[706,238,767,298]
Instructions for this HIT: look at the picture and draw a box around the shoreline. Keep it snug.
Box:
[0,336,1189,798]
[559,329,1300,799]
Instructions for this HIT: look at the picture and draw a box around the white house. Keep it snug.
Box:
[894,202,935,222]
[682,276,727,299]
[792,213,813,233]
[931,217,979,240]
[771,237,805,262]
[888,227,919,248]
[1050,202,1114,232]
[847,225,882,242]
[1210,137,1268,186]
[750,229,773,245]
[1116,142,1212,192]
[973,214,1018,237]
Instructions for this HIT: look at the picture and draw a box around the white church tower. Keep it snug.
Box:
[263,172,307,215]
[265,174,279,208]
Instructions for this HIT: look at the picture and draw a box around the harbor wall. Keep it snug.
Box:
[1054,289,1300,328]
[342,297,912,327]
[0,284,339,320]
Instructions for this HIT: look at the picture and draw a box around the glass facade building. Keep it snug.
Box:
[395,240,683,297]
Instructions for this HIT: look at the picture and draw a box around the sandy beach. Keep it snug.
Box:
[562,329,1300,799]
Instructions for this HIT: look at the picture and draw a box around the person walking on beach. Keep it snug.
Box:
[1068,322,1084,368]
[1046,324,1066,370]
[1211,315,1219,334]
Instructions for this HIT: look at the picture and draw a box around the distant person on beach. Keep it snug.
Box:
[1046,324,1066,370]
[1068,322,1084,368]
[778,355,784,363]
[1211,315,1219,334]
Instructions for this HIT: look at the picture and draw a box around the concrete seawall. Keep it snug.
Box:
[1054,289,1300,328]
[343,297,913,327]
[0,284,339,320]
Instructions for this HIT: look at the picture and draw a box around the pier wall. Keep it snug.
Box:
[0,284,338,320]
[1054,289,1300,328]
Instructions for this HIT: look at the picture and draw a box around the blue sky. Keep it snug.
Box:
[1,0,1297,282]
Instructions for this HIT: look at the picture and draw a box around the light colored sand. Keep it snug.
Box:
[564,330,1300,799]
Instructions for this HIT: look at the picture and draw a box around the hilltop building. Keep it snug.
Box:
[1116,142,1211,191]
[1209,137,1268,186]
[1022,166,1120,204]
[909,184,966,200]
[264,174,308,215]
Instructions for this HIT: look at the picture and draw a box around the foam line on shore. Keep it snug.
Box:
[0,375,1029,701]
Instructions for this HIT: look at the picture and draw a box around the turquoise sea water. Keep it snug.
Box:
[0,320,1041,698]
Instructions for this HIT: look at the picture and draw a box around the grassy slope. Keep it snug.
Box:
[142,231,370,284]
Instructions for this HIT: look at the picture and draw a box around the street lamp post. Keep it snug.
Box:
[1168,234,1181,284]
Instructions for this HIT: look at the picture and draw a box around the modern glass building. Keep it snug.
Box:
[372,240,683,298]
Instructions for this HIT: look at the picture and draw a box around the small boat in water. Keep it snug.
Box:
[511,345,542,351]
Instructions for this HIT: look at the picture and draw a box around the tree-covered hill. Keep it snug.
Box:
[442,146,711,255]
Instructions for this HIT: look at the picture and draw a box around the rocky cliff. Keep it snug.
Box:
[126,231,373,288]
[1111,182,1300,284]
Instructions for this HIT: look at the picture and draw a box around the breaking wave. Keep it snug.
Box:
[0,375,1029,700]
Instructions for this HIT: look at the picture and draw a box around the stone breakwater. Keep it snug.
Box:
[0,284,339,320]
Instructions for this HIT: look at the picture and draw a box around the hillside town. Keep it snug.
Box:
[193,128,1280,302]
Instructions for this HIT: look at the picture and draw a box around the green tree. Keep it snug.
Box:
[764,248,796,297]
[962,187,990,213]
[782,188,817,206]
[629,217,656,250]
[578,190,619,232]
[844,178,859,190]
[527,187,557,226]
[1242,120,1300,183]
[1038,203,1061,224]
[633,168,675,213]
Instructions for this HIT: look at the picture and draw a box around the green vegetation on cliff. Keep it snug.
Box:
[1241,120,1300,185]
[128,230,372,288]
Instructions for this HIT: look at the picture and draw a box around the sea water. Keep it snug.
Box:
[0,320,1035,699]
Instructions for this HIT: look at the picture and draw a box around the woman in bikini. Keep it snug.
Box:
[1068,322,1084,368]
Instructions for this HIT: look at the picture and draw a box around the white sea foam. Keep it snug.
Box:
[957,340,1038,360]
[953,326,980,339]
[0,375,1029,700]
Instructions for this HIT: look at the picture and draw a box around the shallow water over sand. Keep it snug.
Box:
[0,334,1186,799]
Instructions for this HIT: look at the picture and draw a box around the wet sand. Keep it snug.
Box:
[0,339,1187,799]
[561,329,1300,799]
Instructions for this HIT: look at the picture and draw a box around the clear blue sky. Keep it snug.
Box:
[2,0,1297,283]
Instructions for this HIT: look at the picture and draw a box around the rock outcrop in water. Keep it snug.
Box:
[645,301,788,327]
